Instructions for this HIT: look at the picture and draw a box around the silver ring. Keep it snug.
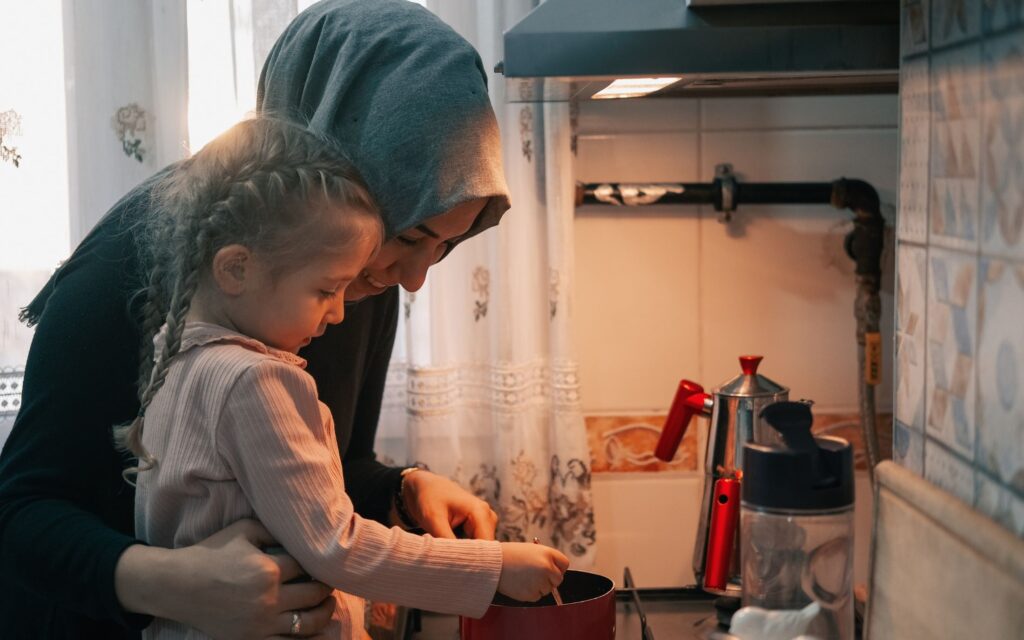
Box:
[290,610,302,635]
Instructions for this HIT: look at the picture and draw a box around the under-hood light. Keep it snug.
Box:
[592,77,681,100]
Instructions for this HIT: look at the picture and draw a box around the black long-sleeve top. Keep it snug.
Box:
[0,182,403,639]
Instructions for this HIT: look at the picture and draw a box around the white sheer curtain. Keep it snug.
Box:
[376,0,596,565]
[1,1,190,442]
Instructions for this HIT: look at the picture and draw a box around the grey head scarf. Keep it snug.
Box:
[257,0,510,243]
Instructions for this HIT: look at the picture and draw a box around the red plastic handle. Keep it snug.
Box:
[704,477,741,591]
[654,380,710,462]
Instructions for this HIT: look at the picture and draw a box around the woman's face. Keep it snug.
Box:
[344,197,488,301]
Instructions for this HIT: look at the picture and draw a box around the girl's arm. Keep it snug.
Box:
[217,359,504,618]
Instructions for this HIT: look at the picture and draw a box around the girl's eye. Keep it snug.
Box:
[319,290,338,299]
[396,236,418,246]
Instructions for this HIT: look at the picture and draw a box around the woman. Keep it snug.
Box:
[0,2,511,638]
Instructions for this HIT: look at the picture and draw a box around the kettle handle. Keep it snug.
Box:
[655,380,711,462]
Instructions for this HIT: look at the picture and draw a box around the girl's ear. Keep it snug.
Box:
[211,245,253,296]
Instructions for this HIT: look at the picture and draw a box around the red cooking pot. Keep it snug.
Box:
[460,570,616,640]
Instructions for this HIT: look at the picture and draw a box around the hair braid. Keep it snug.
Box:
[117,116,381,480]
[117,200,221,480]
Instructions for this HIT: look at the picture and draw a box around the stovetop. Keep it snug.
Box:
[408,585,731,640]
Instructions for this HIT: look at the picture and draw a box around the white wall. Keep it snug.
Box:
[575,94,899,588]
[573,95,899,415]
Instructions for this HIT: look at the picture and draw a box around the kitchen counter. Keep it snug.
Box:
[407,588,730,640]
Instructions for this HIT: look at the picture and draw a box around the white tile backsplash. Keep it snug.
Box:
[701,95,898,131]
[576,132,699,183]
[574,95,898,415]
[577,99,698,135]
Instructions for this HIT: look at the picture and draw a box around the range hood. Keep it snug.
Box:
[498,0,899,101]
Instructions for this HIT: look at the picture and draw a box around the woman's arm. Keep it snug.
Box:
[115,520,336,640]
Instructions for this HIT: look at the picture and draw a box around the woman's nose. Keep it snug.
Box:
[397,248,434,292]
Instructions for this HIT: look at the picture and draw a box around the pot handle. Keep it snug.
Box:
[654,380,711,462]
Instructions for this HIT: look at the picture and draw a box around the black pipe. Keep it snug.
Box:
[576,181,833,209]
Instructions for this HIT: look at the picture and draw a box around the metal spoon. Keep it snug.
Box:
[533,537,564,606]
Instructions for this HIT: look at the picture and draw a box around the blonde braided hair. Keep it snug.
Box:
[116,117,381,480]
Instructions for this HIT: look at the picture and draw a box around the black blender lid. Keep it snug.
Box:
[742,401,854,511]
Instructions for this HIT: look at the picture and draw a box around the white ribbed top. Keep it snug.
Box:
[135,323,502,639]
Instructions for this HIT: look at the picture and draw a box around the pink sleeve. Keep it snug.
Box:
[215,359,502,617]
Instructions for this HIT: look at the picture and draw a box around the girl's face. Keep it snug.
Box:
[344,197,488,301]
[228,215,380,353]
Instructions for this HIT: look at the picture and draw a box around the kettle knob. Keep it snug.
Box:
[739,355,763,375]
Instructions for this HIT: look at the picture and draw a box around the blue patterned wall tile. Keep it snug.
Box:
[894,419,926,474]
[925,438,977,504]
[932,0,982,47]
[977,258,1024,491]
[904,0,931,56]
[931,45,983,250]
[975,471,1024,535]
[982,0,1024,33]
[927,248,978,458]
[897,243,929,430]
[901,58,931,242]
[981,31,1024,259]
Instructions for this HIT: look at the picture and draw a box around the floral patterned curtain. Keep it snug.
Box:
[375,0,597,566]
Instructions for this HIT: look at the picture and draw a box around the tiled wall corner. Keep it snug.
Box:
[900,57,931,243]
[896,243,928,430]
[903,0,930,56]
[976,258,1024,491]
[930,44,982,251]
[980,31,1024,259]
[925,247,978,458]
[931,0,981,48]
[898,1,1024,536]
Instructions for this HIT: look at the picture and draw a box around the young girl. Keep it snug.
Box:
[120,117,568,639]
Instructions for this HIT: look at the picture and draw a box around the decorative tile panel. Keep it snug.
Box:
[924,438,976,504]
[903,0,931,56]
[585,415,698,473]
[931,45,983,250]
[900,58,931,243]
[976,258,1024,491]
[897,244,929,430]
[975,470,1024,535]
[981,0,1024,33]
[894,419,926,474]
[981,31,1024,259]
[926,248,978,458]
[931,0,982,47]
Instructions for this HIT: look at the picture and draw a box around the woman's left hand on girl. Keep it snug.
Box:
[400,470,498,540]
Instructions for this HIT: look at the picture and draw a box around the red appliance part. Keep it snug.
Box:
[703,477,741,591]
[460,570,615,640]
[654,380,711,462]
[739,355,763,375]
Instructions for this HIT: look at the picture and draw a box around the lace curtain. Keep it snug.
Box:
[375,0,597,565]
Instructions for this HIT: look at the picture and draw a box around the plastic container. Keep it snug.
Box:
[740,401,855,640]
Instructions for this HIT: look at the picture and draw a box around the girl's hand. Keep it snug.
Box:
[116,519,336,639]
[496,542,569,603]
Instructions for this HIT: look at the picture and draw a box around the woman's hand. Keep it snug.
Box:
[497,542,569,602]
[116,519,336,639]
[399,470,498,540]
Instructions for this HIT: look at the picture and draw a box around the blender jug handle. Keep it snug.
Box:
[655,380,711,462]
